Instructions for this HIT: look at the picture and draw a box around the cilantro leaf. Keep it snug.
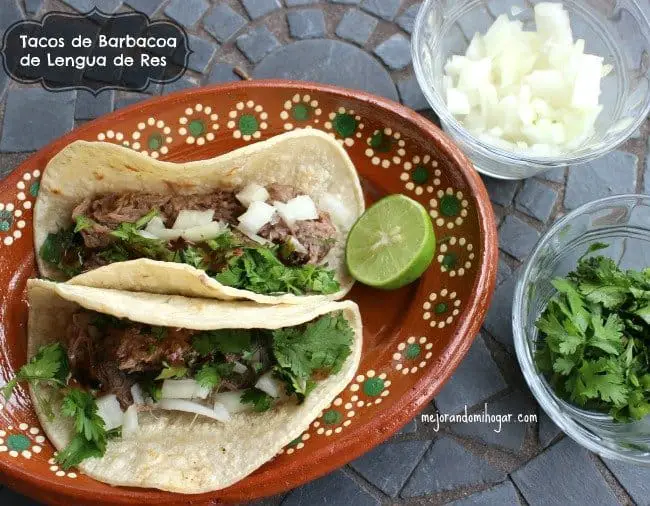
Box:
[192,329,252,356]
[194,362,232,389]
[240,388,273,412]
[55,433,104,470]
[2,343,69,400]
[74,215,96,233]
[156,362,188,380]
[181,246,208,270]
[39,227,85,278]
[61,389,106,443]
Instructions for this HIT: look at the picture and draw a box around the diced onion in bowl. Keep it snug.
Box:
[255,372,283,398]
[162,379,211,400]
[213,391,253,414]
[122,405,139,436]
[172,210,215,230]
[157,399,228,422]
[181,221,229,242]
[236,183,270,208]
[96,394,123,431]
[238,201,276,234]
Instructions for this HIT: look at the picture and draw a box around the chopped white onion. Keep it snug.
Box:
[212,402,232,422]
[287,236,308,255]
[237,223,271,244]
[273,195,318,227]
[144,216,165,232]
[157,399,227,422]
[255,372,283,398]
[319,193,352,229]
[145,227,183,241]
[136,230,161,240]
[233,361,248,374]
[236,183,270,208]
[172,209,215,230]
[181,221,229,242]
[237,201,276,234]
[213,391,252,414]
[96,394,123,431]
[131,384,145,405]
[122,405,139,436]
[161,379,211,400]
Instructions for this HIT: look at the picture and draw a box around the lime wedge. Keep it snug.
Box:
[345,194,436,290]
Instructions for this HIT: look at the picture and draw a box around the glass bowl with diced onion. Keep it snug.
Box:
[412,0,650,180]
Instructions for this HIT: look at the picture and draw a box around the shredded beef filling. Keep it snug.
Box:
[71,183,336,268]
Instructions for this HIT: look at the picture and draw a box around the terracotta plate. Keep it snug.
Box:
[0,80,497,505]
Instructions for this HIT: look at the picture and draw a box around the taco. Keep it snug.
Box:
[34,129,365,304]
[7,279,362,493]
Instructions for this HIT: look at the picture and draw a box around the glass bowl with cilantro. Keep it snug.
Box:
[514,194,650,464]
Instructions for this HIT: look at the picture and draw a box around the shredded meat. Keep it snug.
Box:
[266,184,300,203]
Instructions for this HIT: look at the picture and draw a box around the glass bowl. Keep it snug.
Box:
[412,0,650,180]
[513,194,650,464]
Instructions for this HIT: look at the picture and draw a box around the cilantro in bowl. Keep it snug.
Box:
[535,243,650,422]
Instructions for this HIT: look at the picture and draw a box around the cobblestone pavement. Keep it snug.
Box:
[0,1,649,505]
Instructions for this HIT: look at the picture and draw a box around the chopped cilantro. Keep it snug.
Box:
[150,326,167,341]
[156,362,188,380]
[535,251,650,421]
[206,232,236,250]
[141,378,163,403]
[181,246,208,270]
[241,388,273,412]
[192,329,252,356]
[194,362,234,389]
[1,343,69,400]
[73,215,96,233]
[55,433,104,470]
[110,211,175,262]
[39,227,85,278]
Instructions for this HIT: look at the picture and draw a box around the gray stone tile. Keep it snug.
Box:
[446,481,521,506]
[0,487,41,505]
[487,0,526,17]
[254,39,398,101]
[565,151,638,211]
[282,469,380,506]
[335,8,378,46]
[330,0,360,4]
[25,0,43,14]
[203,3,248,43]
[360,0,401,21]
[242,0,282,19]
[397,75,428,111]
[0,88,76,153]
[499,215,540,261]
[645,138,650,194]
[496,254,512,286]
[114,92,148,110]
[603,458,650,505]
[457,5,490,39]
[512,438,619,506]
[451,390,535,452]
[125,0,164,15]
[162,76,198,94]
[482,176,519,208]
[237,26,281,63]
[164,0,208,27]
[396,3,421,34]
[435,334,507,414]
[181,34,219,73]
[483,270,518,348]
[0,69,8,101]
[207,63,242,83]
[401,437,506,497]
[286,0,320,5]
[538,409,562,448]
[288,9,326,39]
[0,0,22,36]
[75,90,115,120]
[61,0,122,13]
[515,179,558,223]
[397,416,418,434]
[374,34,412,70]
[538,166,566,183]
[350,440,431,497]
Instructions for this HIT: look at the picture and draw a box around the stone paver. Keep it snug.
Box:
[457,5,490,39]
[446,481,521,506]
[483,177,518,207]
[330,0,360,4]
[374,34,412,70]
[645,138,650,194]
[0,88,76,152]
[435,334,507,414]
[282,470,380,506]
[538,166,565,184]
[0,70,9,101]
[401,437,506,497]
[203,3,248,43]
[114,92,149,110]
[61,0,122,13]
[288,9,326,39]
[25,0,43,14]
[396,3,421,34]
[603,459,650,506]
[0,487,40,505]
[397,75,428,111]
[242,0,282,19]
[162,76,198,94]
[254,40,399,101]
[75,91,115,120]
[483,270,518,348]
[499,215,540,261]
[487,0,526,17]
[178,34,218,73]
[397,417,418,434]
[350,440,431,497]
[512,438,619,506]
[286,0,320,5]
[335,9,378,46]
[565,151,638,211]
[237,26,281,63]
[451,390,535,452]
[0,0,22,36]
[164,0,208,27]
[496,255,512,286]
[515,179,558,223]
[124,0,163,15]
[537,409,562,449]
[360,0,401,21]
[207,64,242,84]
